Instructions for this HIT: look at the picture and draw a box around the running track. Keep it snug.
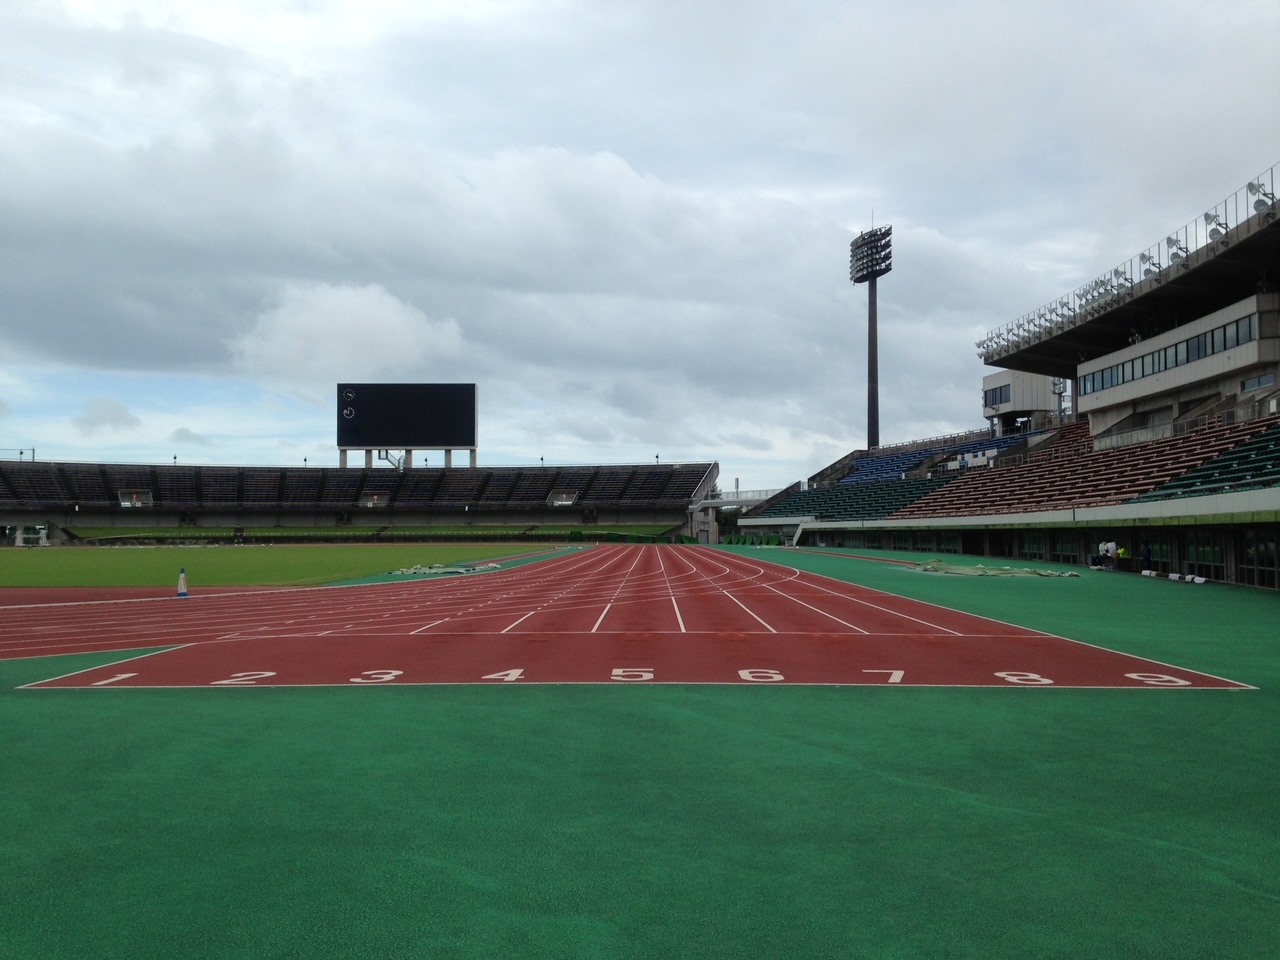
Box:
[8,544,1250,689]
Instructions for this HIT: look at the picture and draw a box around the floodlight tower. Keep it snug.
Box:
[849,225,893,449]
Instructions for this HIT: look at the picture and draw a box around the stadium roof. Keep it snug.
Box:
[978,165,1280,379]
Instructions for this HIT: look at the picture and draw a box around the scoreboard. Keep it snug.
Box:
[336,383,477,449]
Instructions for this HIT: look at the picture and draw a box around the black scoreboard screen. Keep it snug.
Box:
[337,383,477,448]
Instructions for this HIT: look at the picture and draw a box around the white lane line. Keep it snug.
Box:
[764,585,870,633]
[724,592,777,633]
[500,611,536,634]
[796,576,964,636]
[410,618,451,634]
[671,596,686,633]
[591,604,612,633]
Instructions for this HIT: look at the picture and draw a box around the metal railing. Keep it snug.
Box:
[976,162,1278,364]
[1093,393,1280,452]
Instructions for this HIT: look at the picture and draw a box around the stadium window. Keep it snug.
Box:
[1243,372,1277,393]
[1102,367,1114,389]
[984,384,1012,407]
[1175,342,1186,366]
[1123,360,1135,382]
[1225,323,1237,349]
[1240,315,1255,343]
[1212,327,1226,354]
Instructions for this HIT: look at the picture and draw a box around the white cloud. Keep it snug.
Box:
[230,282,464,395]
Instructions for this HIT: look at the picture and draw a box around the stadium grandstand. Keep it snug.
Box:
[0,460,719,545]
[742,163,1280,589]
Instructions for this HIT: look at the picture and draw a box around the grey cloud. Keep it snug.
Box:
[170,427,211,445]
[71,398,141,435]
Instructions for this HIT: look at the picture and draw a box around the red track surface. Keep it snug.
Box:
[9,544,1250,689]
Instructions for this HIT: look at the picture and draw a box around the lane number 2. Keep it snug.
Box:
[210,671,277,685]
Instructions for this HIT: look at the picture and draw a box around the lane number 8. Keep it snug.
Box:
[994,671,1054,685]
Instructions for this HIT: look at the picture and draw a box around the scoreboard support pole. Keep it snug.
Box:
[338,448,478,469]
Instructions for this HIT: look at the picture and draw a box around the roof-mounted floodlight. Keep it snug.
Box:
[978,160,1280,364]
[1204,210,1230,241]
[1165,235,1189,262]
[1248,180,1276,213]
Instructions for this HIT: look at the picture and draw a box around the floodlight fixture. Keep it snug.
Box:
[1204,210,1230,241]
[1247,180,1276,213]
[849,225,893,284]
[848,224,893,449]
[1165,236,1189,262]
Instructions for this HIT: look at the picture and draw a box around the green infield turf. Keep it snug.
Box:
[2,544,1277,959]
[0,543,535,587]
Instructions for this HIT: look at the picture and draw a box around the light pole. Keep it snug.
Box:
[849,225,893,449]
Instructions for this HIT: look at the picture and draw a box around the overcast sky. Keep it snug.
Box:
[2,1,1277,489]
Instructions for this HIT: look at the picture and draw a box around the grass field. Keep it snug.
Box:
[2,544,1278,959]
[0,543,541,587]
